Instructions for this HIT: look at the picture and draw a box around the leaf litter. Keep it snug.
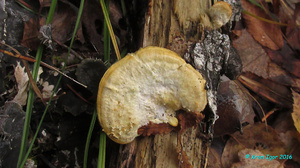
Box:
[219,0,300,167]
[12,62,43,106]
[241,0,284,50]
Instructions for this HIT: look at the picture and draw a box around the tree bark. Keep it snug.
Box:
[116,0,214,167]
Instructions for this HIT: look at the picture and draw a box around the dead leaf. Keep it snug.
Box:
[214,76,255,137]
[21,18,40,50]
[39,79,55,99]
[82,0,126,52]
[277,0,300,25]
[292,90,300,134]
[39,2,78,44]
[22,2,78,50]
[231,148,282,168]
[266,42,300,78]
[207,147,222,168]
[233,29,300,91]
[286,3,300,51]
[272,110,300,164]
[238,72,293,108]
[13,62,29,105]
[12,62,43,106]
[221,123,286,168]
[233,29,268,77]
[21,59,46,106]
[241,0,283,50]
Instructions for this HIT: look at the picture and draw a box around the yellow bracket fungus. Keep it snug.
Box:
[97,46,207,144]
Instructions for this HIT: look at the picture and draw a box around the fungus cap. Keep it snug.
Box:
[97,46,207,144]
[207,1,232,29]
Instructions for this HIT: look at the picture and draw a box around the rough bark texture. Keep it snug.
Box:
[115,0,213,168]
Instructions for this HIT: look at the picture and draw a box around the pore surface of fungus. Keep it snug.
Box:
[97,46,207,144]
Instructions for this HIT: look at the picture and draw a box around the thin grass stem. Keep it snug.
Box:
[17,0,58,166]
[103,0,111,66]
[98,132,106,168]
[84,110,97,168]
[99,0,121,61]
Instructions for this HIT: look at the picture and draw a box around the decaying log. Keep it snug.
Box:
[116,0,216,168]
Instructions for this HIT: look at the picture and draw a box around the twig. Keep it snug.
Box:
[0,42,87,88]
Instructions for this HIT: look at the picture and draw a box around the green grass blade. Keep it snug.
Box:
[120,0,126,17]
[242,10,287,26]
[17,0,58,166]
[17,0,88,166]
[19,70,63,167]
[96,1,109,167]
[121,48,127,58]
[247,0,262,8]
[15,0,40,15]
[99,0,121,61]
[67,0,85,59]
[84,110,97,168]
[98,132,106,168]
[17,45,44,168]
[45,0,58,24]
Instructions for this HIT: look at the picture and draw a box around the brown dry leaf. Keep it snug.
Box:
[39,2,78,44]
[241,0,283,50]
[207,147,222,168]
[82,0,125,52]
[277,0,297,23]
[22,2,78,50]
[81,0,103,52]
[233,29,300,91]
[238,72,293,108]
[272,110,300,164]
[214,76,255,137]
[221,137,244,168]
[233,29,267,76]
[221,123,286,168]
[292,90,300,134]
[286,3,300,51]
[266,43,300,78]
[21,18,40,50]
[231,149,282,168]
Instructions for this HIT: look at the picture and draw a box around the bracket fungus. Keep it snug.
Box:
[97,46,207,144]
